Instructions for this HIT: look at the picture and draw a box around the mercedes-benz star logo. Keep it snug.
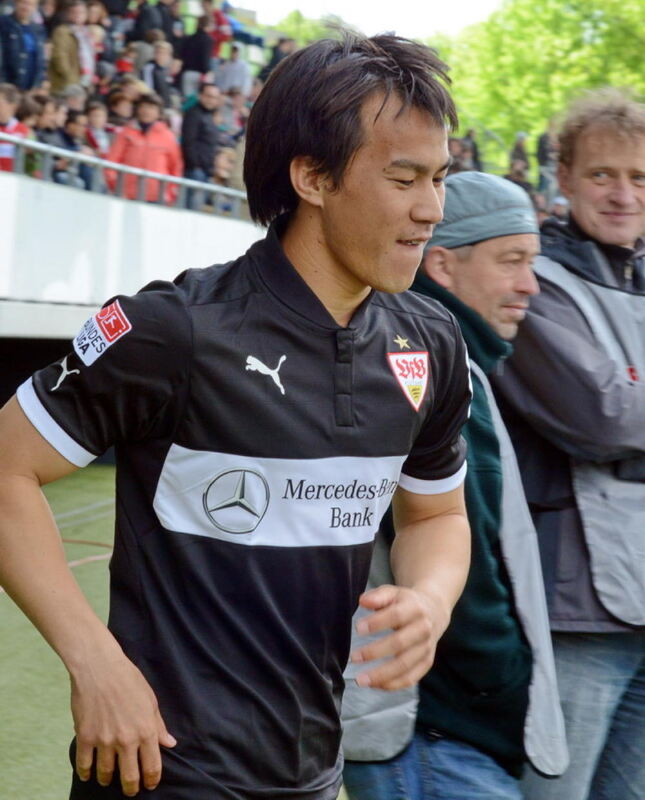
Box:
[202,469,270,534]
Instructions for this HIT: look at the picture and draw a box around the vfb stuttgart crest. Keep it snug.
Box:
[387,351,429,411]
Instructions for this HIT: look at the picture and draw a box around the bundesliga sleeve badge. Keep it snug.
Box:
[387,351,430,412]
[73,299,133,366]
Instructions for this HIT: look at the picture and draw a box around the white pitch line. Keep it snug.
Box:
[54,499,115,522]
[57,510,115,531]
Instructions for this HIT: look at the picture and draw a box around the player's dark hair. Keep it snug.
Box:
[244,32,457,227]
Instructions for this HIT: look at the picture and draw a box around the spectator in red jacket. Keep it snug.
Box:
[105,92,182,203]
[0,83,30,171]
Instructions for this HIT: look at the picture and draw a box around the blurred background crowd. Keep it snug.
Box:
[0,0,571,221]
[0,0,299,208]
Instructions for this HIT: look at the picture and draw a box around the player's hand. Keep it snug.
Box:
[70,654,177,797]
[349,583,450,691]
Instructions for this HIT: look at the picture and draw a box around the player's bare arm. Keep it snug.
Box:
[350,483,470,691]
[0,396,176,798]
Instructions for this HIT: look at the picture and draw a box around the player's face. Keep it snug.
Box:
[440,234,540,340]
[317,94,449,295]
[558,127,645,248]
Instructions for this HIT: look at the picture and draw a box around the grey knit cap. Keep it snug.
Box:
[428,172,538,250]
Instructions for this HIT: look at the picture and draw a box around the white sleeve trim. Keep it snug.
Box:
[16,378,97,468]
[398,460,467,495]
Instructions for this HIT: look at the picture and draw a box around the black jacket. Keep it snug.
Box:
[156,2,177,47]
[128,2,162,43]
[141,61,171,108]
[180,102,221,174]
[179,29,211,75]
[102,0,129,16]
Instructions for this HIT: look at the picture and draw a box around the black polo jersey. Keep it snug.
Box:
[18,221,470,800]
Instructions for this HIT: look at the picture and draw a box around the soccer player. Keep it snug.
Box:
[0,33,471,799]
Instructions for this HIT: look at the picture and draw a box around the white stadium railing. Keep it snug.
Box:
[0,131,248,219]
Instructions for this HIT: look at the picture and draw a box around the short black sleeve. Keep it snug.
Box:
[17,281,192,466]
[399,315,471,493]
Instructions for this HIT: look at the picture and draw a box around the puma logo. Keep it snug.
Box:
[245,355,287,395]
[52,356,80,391]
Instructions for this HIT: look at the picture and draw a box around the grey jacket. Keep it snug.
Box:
[341,362,568,776]
[493,224,645,630]
[496,253,645,626]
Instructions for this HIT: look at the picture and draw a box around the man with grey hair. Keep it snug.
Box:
[342,172,568,800]
[494,88,645,800]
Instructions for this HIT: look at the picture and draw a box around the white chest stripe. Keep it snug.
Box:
[153,445,407,547]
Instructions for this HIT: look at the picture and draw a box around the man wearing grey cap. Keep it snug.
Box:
[342,172,568,799]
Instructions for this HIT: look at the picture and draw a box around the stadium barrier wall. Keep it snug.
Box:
[0,131,248,214]
[0,170,262,340]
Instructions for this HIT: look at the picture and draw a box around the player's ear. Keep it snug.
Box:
[289,156,326,209]
[423,246,456,291]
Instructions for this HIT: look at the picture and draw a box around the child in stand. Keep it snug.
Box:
[15,95,41,175]
[115,42,137,75]
[85,100,112,157]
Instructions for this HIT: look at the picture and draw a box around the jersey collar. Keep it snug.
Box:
[248,214,375,332]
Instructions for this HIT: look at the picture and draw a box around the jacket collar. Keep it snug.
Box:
[541,216,645,291]
[569,215,644,271]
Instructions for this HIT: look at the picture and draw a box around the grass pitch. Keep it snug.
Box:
[0,466,349,799]
[0,466,115,799]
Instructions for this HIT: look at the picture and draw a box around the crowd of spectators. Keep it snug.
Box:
[447,123,567,228]
[0,0,569,227]
[0,0,286,210]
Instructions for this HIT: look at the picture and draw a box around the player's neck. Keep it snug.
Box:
[281,208,371,328]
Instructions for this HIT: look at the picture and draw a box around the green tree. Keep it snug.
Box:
[429,0,645,173]
[272,10,353,47]
[256,2,644,175]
